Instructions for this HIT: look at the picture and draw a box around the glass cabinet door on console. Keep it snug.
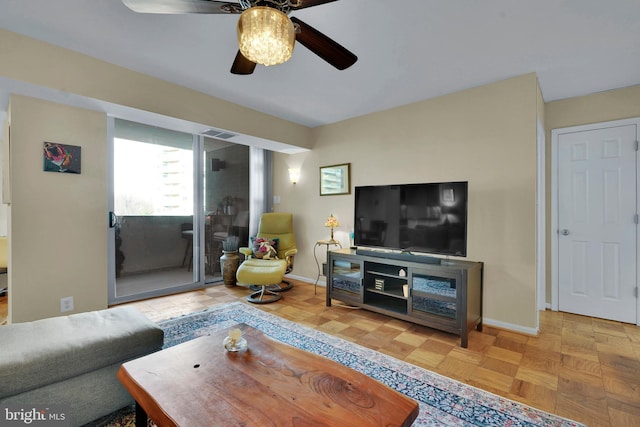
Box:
[410,270,461,328]
[328,257,363,304]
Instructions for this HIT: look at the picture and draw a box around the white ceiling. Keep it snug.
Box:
[0,0,639,129]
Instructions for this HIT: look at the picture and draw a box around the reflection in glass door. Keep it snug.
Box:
[109,119,202,304]
[202,138,250,283]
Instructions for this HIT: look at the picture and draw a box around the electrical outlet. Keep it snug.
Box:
[60,296,74,313]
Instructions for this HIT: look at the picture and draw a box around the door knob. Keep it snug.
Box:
[560,229,570,236]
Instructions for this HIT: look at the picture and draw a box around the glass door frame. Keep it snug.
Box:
[107,117,208,305]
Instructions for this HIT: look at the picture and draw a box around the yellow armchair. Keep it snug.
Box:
[236,213,298,303]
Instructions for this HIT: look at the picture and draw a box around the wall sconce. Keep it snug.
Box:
[288,168,300,184]
[211,158,226,172]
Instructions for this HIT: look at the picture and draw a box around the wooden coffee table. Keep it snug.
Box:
[117,324,419,427]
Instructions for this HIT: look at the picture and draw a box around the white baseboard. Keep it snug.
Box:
[285,274,323,286]
[482,317,539,336]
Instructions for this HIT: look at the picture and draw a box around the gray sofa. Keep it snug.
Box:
[0,306,164,426]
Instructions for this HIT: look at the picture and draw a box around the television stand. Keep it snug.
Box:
[327,248,482,348]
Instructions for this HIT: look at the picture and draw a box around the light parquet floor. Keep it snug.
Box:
[2,280,639,426]
[123,280,640,427]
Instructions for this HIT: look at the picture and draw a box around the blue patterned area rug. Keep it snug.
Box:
[145,301,582,427]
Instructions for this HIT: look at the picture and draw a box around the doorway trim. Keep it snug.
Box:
[536,118,546,314]
[550,117,640,325]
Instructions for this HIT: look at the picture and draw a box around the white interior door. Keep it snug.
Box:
[557,123,637,323]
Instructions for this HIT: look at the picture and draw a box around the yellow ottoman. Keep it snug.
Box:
[236,258,288,304]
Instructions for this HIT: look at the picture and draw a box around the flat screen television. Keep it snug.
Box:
[354,181,468,257]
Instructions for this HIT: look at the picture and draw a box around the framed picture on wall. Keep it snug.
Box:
[43,142,81,174]
[320,163,350,196]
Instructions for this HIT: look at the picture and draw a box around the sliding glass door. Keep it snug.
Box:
[107,119,254,304]
[108,119,202,304]
[202,138,250,278]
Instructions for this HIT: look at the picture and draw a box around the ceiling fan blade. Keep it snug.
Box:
[121,0,242,14]
[290,0,339,10]
[290,17,357,70]
[230,51,257,75]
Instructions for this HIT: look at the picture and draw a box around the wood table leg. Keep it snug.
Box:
[135,402,148,427]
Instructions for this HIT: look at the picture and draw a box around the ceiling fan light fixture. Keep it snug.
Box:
[237,6,295,66]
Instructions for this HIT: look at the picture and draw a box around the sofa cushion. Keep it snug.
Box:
[0,306,164,399]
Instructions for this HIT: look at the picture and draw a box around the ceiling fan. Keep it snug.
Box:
[121,0,358,75]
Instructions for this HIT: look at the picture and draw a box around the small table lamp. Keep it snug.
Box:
[325,214,339,242]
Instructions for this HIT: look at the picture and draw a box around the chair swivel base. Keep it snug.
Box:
[249,280,292,293]
[247,286,281,304]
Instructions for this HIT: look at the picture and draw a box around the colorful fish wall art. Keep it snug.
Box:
[43,142,81,174]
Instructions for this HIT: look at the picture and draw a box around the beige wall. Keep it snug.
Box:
[1,120,8,234]
[544,85,640,302]
[274,73,541,331]
[8,95,108,322]
[0,29,309,323]
[0,29,310,150]
[545,85,640,130]
[6,25,634,330]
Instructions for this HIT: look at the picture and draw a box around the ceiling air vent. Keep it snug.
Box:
[201,128,236,140]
